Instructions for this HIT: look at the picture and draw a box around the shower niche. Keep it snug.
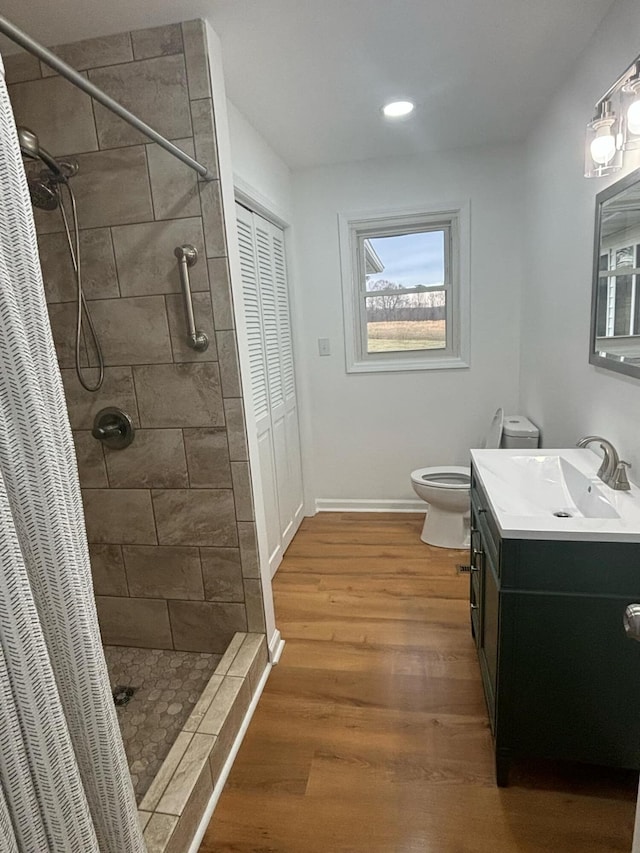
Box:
[6,18,269,852]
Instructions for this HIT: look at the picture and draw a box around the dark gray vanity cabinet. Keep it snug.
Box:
[470,465,640,786]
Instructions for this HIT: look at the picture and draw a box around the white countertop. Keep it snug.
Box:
[471,447,640,542]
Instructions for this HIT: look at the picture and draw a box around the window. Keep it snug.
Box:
[339,204,470,373]
[596,242,640,340]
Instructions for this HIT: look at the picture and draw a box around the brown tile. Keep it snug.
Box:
[47,302,84,368]
[123,545,203,600]
[61,366,138,430]
[87,296,172,366]
[199,180,226,258]
[208,677,252,782]
[237,522,260,578]
[227,633,266,681]
[38,228,119,303]
[41,33,133,77]
[89,544,128,596]
[216,331,242,398]
[190,99,218,181]
[152,489,237,547]
[156,731,214,815]
[200,548,244,602]
[4,52,42,84]
[181,20,211,101]
[139,730,193,812]
[244,578,266,633]
[89,55,192,148]
[104,429,188,489]
[138,810,153,832]
[199,674,249,737]
[165,762,212,853]
[223,398,248,461]
[147,137,200,220]
[169,600,247,653]
[111,218,208,297]
[73,430,108,487]
[165,292,217,363]
[183,428,231,488]
[71,147,154,228]
[82,488,157,545]
[214,632,246,676]
[228,634,268,695]
[131,24,184,60]
[134,363,224,428]
[143,813,178,853]
[183,673,224,732]
[96,596,172,648]
[248,637,269,695]
[208,257,233,330]
[231,461,254,521]
[8,74,98,155]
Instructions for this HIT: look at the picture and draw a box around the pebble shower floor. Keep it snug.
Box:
[103,646,221,801]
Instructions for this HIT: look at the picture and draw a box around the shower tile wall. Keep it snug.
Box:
[5,21,266,653]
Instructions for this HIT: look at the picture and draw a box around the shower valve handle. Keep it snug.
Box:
[91,408,135,450]
[92,423,122,440]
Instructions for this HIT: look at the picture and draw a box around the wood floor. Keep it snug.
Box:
[200,513,637,852]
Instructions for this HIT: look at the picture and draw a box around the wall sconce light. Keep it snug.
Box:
[585,54,640,178]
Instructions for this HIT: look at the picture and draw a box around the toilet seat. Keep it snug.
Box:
[410,465,471,489]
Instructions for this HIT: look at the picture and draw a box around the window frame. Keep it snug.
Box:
[338,202,471,373]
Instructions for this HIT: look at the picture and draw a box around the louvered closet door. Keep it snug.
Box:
[235,203,283,572]
[271,221,304,547]
[235,203,304,577]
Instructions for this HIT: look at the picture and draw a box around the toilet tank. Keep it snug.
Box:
[500,415,539,449]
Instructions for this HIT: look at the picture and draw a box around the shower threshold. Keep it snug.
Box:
[104,633,269,852]
[104,646,221,803]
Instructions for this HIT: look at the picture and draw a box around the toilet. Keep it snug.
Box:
[410,409,539,549]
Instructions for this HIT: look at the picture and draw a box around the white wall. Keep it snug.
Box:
[291,146,525,506]
[226,99,293,224]
[520,0,640,471]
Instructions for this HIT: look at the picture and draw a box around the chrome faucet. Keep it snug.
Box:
[576,436,631,490]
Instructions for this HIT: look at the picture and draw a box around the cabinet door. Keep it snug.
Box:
[504,592,640,767]
[480,549,500,731]
[469,507,482,645]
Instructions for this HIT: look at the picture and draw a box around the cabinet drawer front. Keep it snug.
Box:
[470,468,500,550]
[471,498,500,573]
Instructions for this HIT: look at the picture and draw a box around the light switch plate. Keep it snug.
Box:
[318,337,331,356]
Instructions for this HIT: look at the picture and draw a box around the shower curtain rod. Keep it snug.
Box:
[0,15,215,181]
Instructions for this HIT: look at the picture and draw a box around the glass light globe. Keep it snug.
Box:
[628,99,640,135]
[382,101,415,118]
[591,130,616,165]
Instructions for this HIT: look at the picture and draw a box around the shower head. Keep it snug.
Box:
[17,126,65,178]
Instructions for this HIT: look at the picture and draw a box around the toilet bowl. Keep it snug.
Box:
[410,466,471,549]
[410,410,539,549]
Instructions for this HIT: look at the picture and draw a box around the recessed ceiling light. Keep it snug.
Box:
[382,100,415,119]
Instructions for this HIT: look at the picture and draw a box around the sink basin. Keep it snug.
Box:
[471,448,640,541]
[478,453,619,519]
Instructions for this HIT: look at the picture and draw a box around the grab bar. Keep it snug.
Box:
[174,244,209,352]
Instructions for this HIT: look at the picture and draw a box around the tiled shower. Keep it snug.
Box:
[5,19,269,844]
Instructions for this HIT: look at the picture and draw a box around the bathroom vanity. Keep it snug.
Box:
[469,448,640,786]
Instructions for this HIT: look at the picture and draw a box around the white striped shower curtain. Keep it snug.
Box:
[0,55,146,852]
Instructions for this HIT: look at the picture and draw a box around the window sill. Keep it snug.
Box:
[346,354,470,374]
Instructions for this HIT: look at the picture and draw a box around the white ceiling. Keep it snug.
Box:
[0,0,617,169]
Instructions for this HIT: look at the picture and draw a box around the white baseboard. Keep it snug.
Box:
[268,628,285,664]
[187,661,271,853]
[315,498,425,513]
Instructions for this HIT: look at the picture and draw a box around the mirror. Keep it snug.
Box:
[591,167,640,377]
